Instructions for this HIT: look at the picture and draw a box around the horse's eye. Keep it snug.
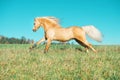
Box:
[34,23,35,25]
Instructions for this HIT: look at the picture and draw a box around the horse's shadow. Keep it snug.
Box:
[59,47,83,52]
[29,44,84,53]
[75,48,83,52]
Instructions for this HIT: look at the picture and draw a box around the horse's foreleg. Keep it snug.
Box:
[29,37,45,49]
[44,39,52,53]
[36,37,46,45]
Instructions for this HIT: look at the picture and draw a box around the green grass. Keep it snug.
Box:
[0,44,120,80]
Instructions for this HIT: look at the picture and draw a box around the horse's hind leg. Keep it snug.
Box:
[86,42,97,53]
[85,47,89,53]
[88,43,97,53]
[75,39,97,53]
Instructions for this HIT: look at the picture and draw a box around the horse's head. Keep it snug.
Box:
[32,18,43,32]
[32,16,60,32]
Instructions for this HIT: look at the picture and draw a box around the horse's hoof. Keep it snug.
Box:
[44,51,48,54]
[29,46,32,49]
[29,44,37,49]
[94,51,97,53]
[33,44,37,48]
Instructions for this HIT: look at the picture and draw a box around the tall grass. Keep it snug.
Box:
[0,44,120,80]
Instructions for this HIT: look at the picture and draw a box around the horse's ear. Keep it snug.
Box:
[34,18,38,21]
[34,18,35,21]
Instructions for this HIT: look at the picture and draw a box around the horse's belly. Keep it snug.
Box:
[54,30,74,41]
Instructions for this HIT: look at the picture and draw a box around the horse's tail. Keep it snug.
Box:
[82,25,103,42]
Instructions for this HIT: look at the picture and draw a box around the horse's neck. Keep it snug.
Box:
[43,22,61,31]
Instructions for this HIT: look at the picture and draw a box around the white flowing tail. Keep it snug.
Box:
[82,25,103,42]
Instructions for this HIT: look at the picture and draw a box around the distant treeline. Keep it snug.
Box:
[0,35,34,44]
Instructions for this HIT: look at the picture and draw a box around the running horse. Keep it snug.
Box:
[29,16,103,53]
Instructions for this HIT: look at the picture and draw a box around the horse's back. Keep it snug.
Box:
[70,26,86,41]
[70,26,84,34]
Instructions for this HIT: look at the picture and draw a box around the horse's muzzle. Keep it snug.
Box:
[32,29,36,32]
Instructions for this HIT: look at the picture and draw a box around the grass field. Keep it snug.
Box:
[0,44,120,80]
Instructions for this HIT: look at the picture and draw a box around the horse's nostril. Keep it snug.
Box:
[33,29,36,32]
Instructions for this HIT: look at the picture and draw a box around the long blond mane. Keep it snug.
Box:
[36,16,60,25]
[45,16,59,24]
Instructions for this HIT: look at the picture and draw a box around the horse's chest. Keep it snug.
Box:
[45,30,55,39]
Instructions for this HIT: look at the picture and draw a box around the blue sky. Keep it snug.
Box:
[0,0,120,45]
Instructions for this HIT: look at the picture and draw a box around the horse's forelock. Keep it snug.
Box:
[34,17,39,22]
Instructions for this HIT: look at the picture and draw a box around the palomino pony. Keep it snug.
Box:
[30,16,103,53]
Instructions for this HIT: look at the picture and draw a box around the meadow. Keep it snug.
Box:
[0,44,120,80]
